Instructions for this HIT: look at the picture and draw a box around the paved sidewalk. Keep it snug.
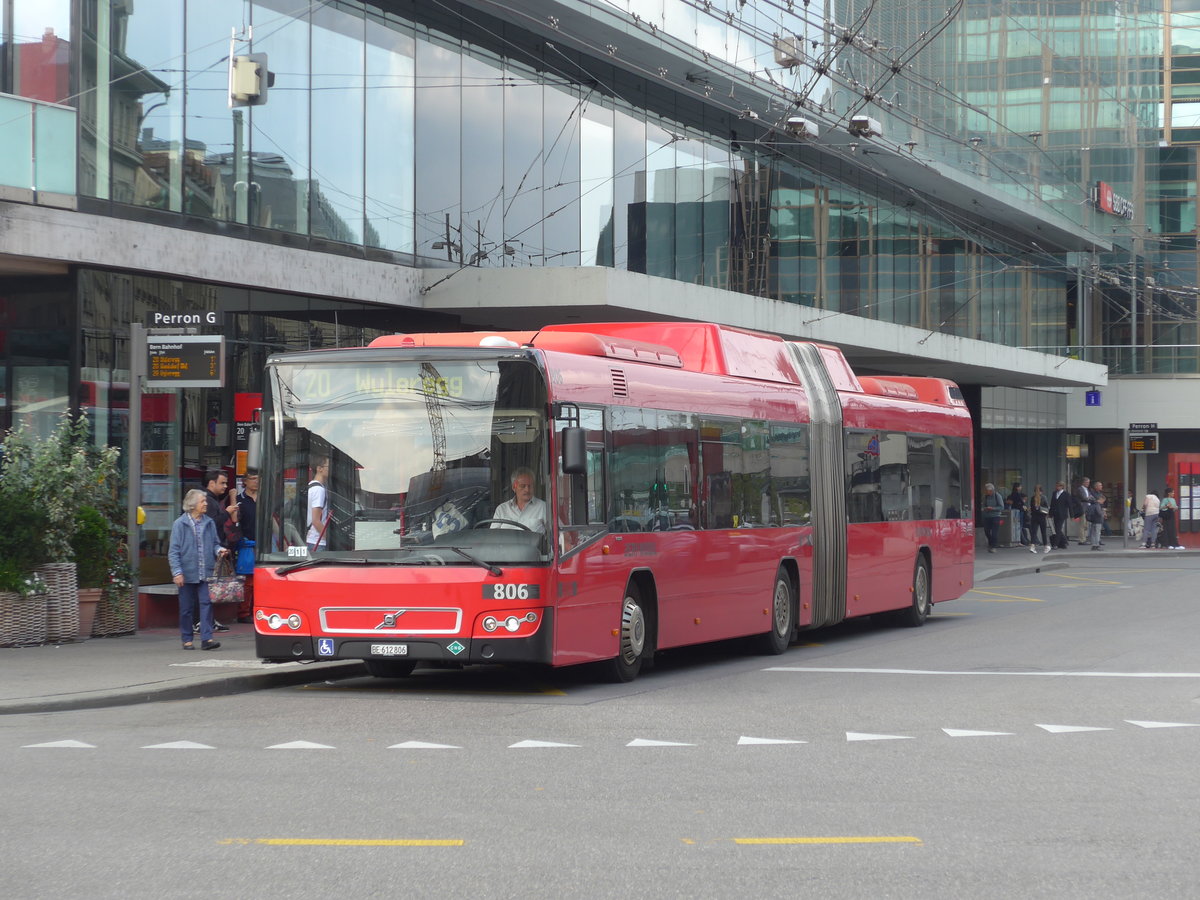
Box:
[0,622,365,715]
[0,539,1187,715]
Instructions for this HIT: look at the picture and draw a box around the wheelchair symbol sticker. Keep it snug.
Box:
[317,639,335,656]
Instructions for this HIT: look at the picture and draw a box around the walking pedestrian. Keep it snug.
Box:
[1050,480,1070,549]
[981,483,1004,553]
[1141,489,1160,549]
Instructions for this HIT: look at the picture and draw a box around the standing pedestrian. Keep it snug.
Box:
[1087,480,1107,550]
[200,468,235,633]
[235,470,258,623]
[1159,487,1182,549]
[1007,481,1029,545]
[1050,480,1070,550]
[168,489,227,651]
[1028,484,1050,553]
[1141,489,1160,549]
[306,455,330,551]
[981,483,1004,553]
[1074,477,1092,545]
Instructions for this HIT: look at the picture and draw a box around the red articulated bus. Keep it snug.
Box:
[253,321,974,682]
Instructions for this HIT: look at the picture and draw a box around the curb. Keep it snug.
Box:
[0,660,367,716]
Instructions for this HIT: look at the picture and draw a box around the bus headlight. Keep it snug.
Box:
[480,611,538,634]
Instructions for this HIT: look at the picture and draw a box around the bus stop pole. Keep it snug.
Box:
[127,323,145,630]
[1122,426,1129,549]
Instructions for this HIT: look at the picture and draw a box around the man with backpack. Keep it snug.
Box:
[306,456,330,552]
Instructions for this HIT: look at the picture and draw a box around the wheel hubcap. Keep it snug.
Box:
[915,566,930,614]
[772,579,791,635]
[619,597,645,665]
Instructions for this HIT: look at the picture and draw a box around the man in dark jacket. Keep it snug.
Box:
[200,468,237,632]
[1049,480,1071,549]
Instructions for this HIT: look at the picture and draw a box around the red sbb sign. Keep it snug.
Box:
[1094,180,1134,219]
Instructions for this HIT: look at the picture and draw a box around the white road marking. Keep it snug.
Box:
[1125,720,1200,729]
[1035,724,1111,733]
[737,736,807,745]
[266,740,335,749]
[142,741,214,749]
[846,732,913,742]
[508,740,579,748]
[627,738,696,747]
[21,740,95,748]
[389,741,462,749]
[767,666,1200,678]
[942,729,1013,737]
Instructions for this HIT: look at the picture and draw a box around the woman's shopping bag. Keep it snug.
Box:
[208,556,244,605]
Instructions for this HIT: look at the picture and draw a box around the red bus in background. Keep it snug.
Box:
[253,321,973,682]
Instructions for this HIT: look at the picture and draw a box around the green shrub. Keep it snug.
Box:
[0,491,51,593]
[70,506,111,589]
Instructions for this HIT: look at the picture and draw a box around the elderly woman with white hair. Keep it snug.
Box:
[168,488,228,650]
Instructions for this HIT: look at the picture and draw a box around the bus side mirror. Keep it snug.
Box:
[245,408,262,472]
[561,427,586,475]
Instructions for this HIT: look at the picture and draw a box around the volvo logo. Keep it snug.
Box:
[374,609,407,630]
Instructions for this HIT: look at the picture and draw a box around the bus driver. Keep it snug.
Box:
[491,466,547,534]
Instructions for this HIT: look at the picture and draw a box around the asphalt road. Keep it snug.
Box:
[3,557,1199,899]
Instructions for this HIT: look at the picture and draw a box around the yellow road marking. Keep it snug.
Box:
[1043,572,1120,585]
[967,589,1043,602]
[734,836,922,845]
[220,838,462,847]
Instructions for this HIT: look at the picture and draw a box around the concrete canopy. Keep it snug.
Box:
[419,266,1107,391]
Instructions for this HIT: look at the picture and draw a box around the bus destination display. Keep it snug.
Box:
[146,335,224,388]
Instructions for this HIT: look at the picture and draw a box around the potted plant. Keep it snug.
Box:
[1,413,127,639]
[70,506,110,638]
[0,490,51,646]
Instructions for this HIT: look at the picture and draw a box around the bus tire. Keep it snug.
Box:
[898,556,931,627]
[600,585,648,683]
[758,568,795,654]
[364,659,417,678]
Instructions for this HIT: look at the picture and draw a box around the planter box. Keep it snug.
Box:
[0,590,48,647]
[38,562,79,642]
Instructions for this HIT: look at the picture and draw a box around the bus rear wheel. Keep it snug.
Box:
[600,586,648,683]
[758,568,794,655]
[364,659,417,678]
[898,556,931,627]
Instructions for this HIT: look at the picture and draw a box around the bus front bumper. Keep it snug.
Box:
[256,608,554,667]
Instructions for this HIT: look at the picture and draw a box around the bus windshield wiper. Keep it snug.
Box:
[276,556,372,576]
[445,546,503,577]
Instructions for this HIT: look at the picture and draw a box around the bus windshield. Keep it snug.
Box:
[260,354,550,566]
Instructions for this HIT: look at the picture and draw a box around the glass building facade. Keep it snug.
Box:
[2,0,1199,579]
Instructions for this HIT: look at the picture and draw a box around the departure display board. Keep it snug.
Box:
[146,335,224,387]
[1128,432,1158,454]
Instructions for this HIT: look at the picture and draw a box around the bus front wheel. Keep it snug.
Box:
[600,586,648,683]
[898,556,931,627]
[758,568,795,655]
[364,659,417,678]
